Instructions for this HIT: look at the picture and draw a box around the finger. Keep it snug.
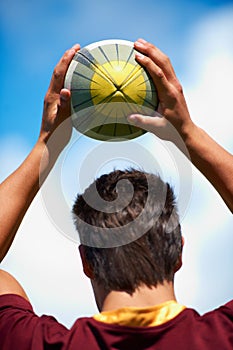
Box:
[60,88,71,106]
[57,88,71,122]
[135,51,171,96]
[127,113,164,132]
[134,39,177,83]
[49,44,80,94]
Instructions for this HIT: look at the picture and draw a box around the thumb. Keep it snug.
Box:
[59,88,71,122]
[60,88,71,108]
[127,112,164,133]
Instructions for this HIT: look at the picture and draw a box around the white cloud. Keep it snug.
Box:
[184,5,233,149]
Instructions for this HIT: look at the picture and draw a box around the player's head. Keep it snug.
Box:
[72,169,182,300]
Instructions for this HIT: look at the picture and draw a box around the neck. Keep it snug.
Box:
[100,281,176,312]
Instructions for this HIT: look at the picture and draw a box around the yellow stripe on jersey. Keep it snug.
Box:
[94,300,186,327]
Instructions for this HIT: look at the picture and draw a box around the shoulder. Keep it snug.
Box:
[184,300,233,324]
[203,300,233,321]
[0,269,29,301]
[180,301,233,346]
[0,291,68,350]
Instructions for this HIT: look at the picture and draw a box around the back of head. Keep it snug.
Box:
[72,169,182,294]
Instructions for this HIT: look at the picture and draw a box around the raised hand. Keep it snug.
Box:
[128,39,194,142]
[128,39,233,212]
[40,44,80,147]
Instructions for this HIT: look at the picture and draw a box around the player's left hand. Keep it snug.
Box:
[39,44,80,147]
[128,39,193,143]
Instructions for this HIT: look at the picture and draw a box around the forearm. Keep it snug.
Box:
[132,39,233,212]
[0,44,80,262]
[181,123,233,212]
[0,139,52,262]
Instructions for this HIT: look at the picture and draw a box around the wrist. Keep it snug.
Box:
[178,120,198,146]
[36,130,65,179]
[168,120,200,161]
[34,138,50,175]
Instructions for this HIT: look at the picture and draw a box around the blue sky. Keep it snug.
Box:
[1,0,233,145]
[0,0,233,328]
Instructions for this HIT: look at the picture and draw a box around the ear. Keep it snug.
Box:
[174,236,185,273]
[79,245,94,279]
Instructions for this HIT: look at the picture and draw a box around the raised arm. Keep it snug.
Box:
[0,44,80,262]
[128,39,233,212]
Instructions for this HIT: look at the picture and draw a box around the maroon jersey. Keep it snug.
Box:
[0,294,233,349]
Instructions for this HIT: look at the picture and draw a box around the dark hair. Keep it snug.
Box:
[72,169,182,294]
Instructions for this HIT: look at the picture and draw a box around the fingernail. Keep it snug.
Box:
[135,52,145,60]
[138,38,147,44]
[127,114,138,124]
[72,44,80,51]
[69,49,76,56]
[135,41,145,48]
[61,96,68,101]
[60,89,70,101]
